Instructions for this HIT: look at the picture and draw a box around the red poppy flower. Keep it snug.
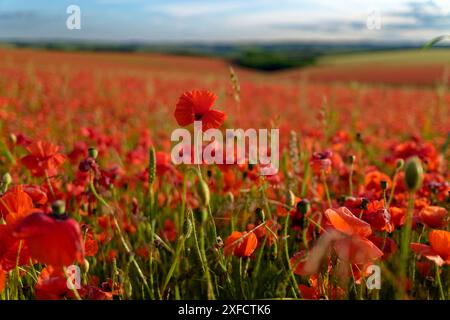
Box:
[0,186,35,225]
[0,224,31,271]
[410,229,450,266]
[0,267,5,294]
[13,212,84,269]
[21,140,66,177]
[23,185,48,206]
[310,151,332,175]
[174,90,226,130]
[325,207,383,264]
[35,266,69,300]
[418,206,448,228]
[325,207,372,237]
[224,231,258,257]
[161,219,177,242]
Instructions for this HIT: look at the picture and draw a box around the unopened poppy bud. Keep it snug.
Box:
[148,147,156,186]
[255,207,265,222]
[82,259,90,273]
[198,179,210,207]
[183,217,193,239]
[404,157,424,192]
[88,147,98,159]
[380,180,388,190]
[9,133,16,145]
[396,159,404,170]
[348,155,356,164]
[285,190,296,207]
[51,200,66,216]
[296,199,310,215]
[2,172,12,186]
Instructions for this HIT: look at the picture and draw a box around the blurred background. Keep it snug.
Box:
[0,0,449,83]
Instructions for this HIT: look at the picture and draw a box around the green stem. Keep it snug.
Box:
[398,191,415,299]
[283,214,298,298]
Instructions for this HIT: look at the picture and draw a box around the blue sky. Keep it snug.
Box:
[0,0,449,42]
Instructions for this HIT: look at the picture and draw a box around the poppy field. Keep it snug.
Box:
[0,47,448,300]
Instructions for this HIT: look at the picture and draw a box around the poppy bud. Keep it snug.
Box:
[285,190,296,207]
[9,133,16,145]
[88,147,98,159]
[82,259,90,273]
[226,192,234,203]
[183,216,193,239]
[348,155,356,164]
[148,147,156,186]
[255,207,265,222]
[396,159,404,170]
[380,180,388,190]
[51,200,66,216]
[2,172,12,186]
[198,179,210,208]
[404,157,424,192]
[297,199,310,215]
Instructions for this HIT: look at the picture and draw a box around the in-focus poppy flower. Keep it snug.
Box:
[326,207,372,237]
[410,229,450,266]
[418,206,448,228]
[224,231,258,257]
[174,90,226,130]
[325,207,383,264]
[0,186,35,225]
[21,140,66,177]
[13,212,84,269]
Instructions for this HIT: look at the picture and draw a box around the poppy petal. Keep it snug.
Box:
[334,236,383,264]
[325,207,372,237]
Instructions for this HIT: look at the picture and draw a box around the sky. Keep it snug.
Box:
[0,0,449,43]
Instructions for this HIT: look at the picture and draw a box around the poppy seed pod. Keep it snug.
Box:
[404,157,424,192]
[285,190,296,207]
[380,180,388,190]
[148,147,156,186]
[52,200,66,216]
[297,199,310,215]
[88,147,98,159]
[198,179,210,207]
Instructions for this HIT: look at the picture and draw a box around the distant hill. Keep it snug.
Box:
[1,40,448,71]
